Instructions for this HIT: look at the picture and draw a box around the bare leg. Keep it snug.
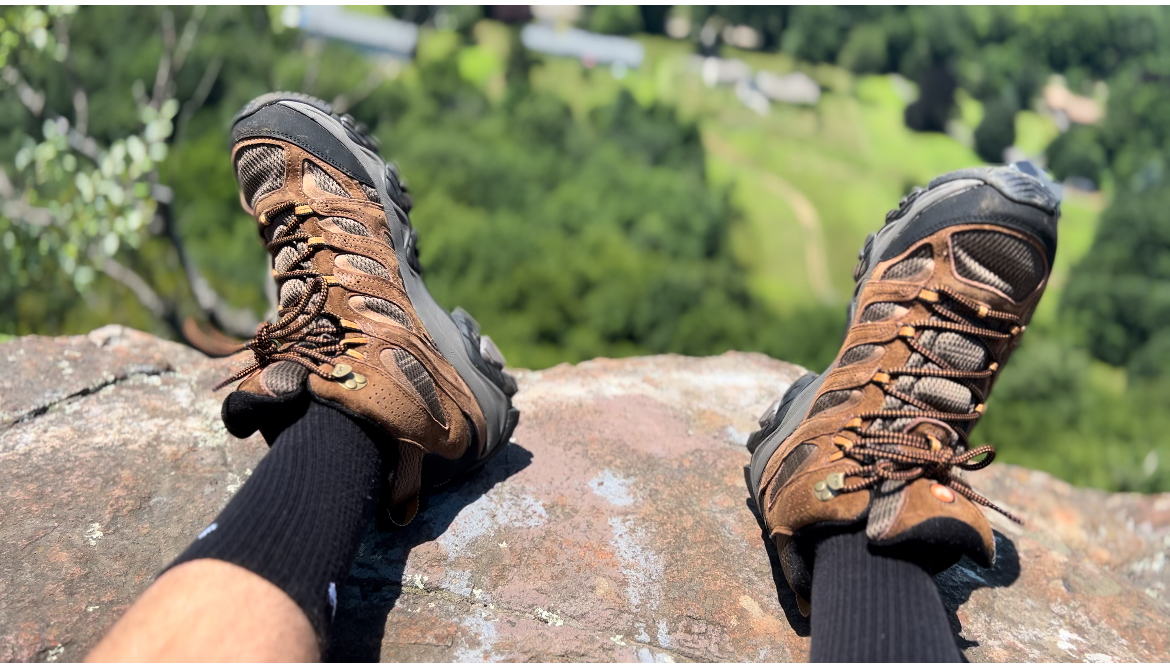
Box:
[86,559,317,662]
[86,400,383,661]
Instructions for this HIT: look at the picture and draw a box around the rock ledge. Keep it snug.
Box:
[1,327,1168,662]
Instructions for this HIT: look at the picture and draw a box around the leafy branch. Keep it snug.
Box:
[0,6,258,341]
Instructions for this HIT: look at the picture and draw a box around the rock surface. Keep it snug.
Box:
[0,327,1167,662]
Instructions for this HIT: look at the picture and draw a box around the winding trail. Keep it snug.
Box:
[704,133,837,304]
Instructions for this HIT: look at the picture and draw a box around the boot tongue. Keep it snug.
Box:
[264,209,338,378]
[920,329,987,371]
[876,329,985,432]
[906,419,959,452]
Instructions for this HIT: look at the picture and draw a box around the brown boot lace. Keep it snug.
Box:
[831,284,1024,523]
[215,203,364,390]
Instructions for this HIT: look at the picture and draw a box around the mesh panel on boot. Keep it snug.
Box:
[867,478,909,538]
[277,239,311,309]
[861,303,904,322]
[883,245,933,280]
[913,376,972,413]
[809,390,851,417]
[267,209,316,311]
[928,331,986,371]
[952,231,1043,298]
[363,297,412,329]
[280,277,307,309]
[266,210,298,242]
[262,361,309,395]
[840,344,879,367]
[340,254,392,280]
[328,217,370,237]
[768,442,816,505]
[304,161,349,198]
[361,184,382,204]
[391,348,444,420]
[275,246,300,273]
[235,145,285,208]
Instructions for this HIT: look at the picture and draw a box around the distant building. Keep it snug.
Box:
[683,57,822,115]
[735,80,770,116]
[520,23,644,69]
[721,24,761,50]
[529,5,582,27]
[292,5,418,59]
[1042,77,1103,131]
[755,71,821,106]
[687,56,752,87]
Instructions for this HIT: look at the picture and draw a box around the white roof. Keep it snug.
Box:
[520,23,644,68]
[297,6,418,58]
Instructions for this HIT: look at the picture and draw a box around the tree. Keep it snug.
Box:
[780,6,850,64]
[0,6,406,341]
[0,6,260,339]
[973,95,1017,163]
[638,6,670,36]
[1046,125,1106,183]
[587,5,643,36]
[837,24,889,74]
[904,64,957,133]
[1062,186,1170,368]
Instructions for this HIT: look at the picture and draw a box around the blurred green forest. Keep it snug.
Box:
[4,6,1170,493]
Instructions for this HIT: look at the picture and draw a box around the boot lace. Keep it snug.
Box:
[833,284,1024,523]
[215,202,363,390]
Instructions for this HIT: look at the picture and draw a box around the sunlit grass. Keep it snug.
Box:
[704,75,985,312]
[1029,188,1103,331]
[1015,109,1061,157]
[514,35,1104,324]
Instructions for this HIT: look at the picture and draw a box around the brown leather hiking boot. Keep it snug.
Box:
[746,164,1060,612]
[218,93,519,525]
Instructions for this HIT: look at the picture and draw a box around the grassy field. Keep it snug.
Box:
[507,30,1104,325]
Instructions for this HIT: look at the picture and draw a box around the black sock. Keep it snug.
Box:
[166,399,384,646]
[809,529,962,662]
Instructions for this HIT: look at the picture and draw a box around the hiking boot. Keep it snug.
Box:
[218,92,519,525]
[746,164,1059,611]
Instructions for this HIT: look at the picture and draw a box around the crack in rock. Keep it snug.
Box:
[4,366,172,426]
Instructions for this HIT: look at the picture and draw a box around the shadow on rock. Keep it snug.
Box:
[934,530,1021,654]
[742,471,811,637]
[324,441,534,662]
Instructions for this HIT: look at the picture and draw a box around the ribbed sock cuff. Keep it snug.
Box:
[166,400,384,646]
[809,529,962,662]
